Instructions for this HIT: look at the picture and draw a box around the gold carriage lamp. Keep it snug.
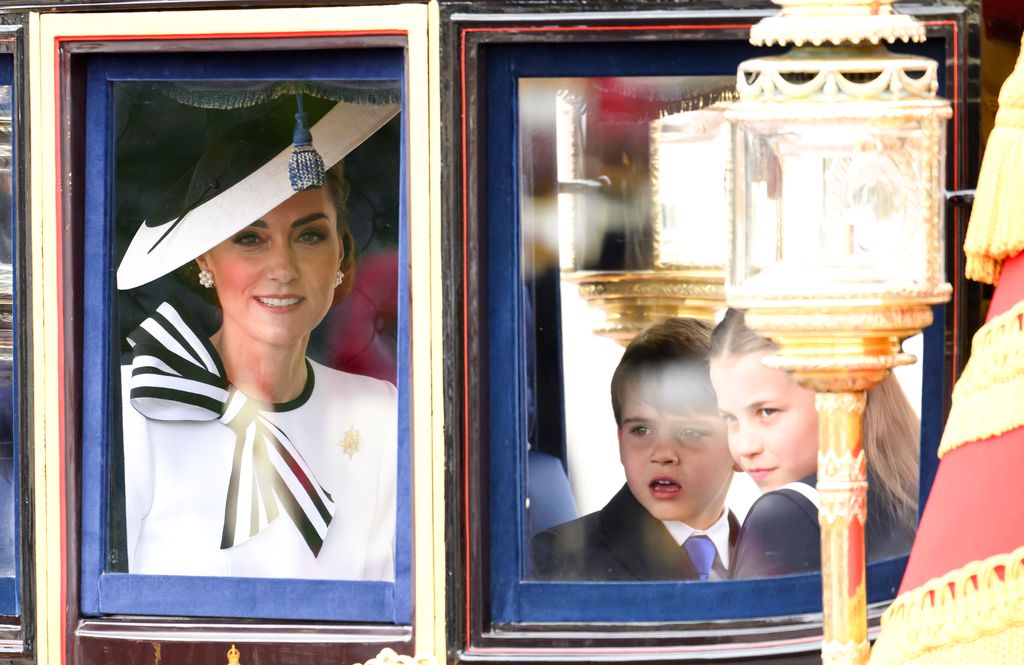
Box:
[557,84,732,346]
[723,1,951,663]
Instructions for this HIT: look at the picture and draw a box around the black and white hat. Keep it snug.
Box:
[116,97,399,290]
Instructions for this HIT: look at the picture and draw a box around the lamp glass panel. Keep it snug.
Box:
[732,115,946,294]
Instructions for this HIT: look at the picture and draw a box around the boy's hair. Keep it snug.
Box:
[710,308,920,533]
[610,317,716,426]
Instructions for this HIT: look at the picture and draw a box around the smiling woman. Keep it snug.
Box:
[115,85,402,581]
[195,189,345,402]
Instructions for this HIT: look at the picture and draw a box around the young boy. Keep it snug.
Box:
[532,317,738,581]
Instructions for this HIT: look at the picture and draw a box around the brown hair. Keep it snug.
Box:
[610,317,717,426]
[710,308,919,531]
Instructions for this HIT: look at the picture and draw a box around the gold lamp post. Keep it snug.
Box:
[724,1,951,663]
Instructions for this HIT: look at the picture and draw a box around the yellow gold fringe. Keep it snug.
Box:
[964,36,1024,284]
[939,298,1024,455]
[869,546,1024,665]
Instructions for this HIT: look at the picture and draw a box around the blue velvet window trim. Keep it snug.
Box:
[0,578,14,616]
[0,52,20,618]
[484,37,949,624]
[80,48,411,623]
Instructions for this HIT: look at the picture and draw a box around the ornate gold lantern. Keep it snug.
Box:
[723,1,951,663]
[557,80,734,345]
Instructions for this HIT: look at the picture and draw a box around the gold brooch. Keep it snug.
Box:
[341,426,360,458]
[226,644,241,665]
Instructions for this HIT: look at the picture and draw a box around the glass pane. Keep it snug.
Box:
[519,75,754,580]
[0,83,14,582]
[111,80,401,581]
[734,117,948,293]
[520,76,922,583]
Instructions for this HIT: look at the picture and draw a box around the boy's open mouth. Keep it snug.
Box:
[649,478,681,497]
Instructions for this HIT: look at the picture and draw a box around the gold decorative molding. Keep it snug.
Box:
[564,270,724,346]
[750,0,925,48]
[226,644,240,665]
[728,282,952,306]
[816,393,868,416]
[823,639,872,664]
[813,390,869,656]
[737,55,939,103]
[817,448,869,526]
[352,647,439,665]
[816,398,869,524]
[819,486,868,525]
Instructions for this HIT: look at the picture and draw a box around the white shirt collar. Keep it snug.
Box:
[661,509,731,571]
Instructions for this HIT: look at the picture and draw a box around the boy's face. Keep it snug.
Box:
[617,394,734,530]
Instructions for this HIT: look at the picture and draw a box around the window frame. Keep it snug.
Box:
[0,23,31,658]
[447,6,968,660]
[30,6,439,663]
[80,47,410,623]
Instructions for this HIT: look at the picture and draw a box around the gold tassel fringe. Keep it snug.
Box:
[964,36,1024,284]
[939,298,1024,455]
[869,545,1024,665]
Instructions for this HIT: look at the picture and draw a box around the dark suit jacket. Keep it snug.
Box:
[730,475,916,579]
[531,484,740,581]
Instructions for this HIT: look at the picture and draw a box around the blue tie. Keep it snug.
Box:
[683,535,717,581]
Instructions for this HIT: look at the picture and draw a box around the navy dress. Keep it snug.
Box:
[730,474,915,579]
[532,484,739,581]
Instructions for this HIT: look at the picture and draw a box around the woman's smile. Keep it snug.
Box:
[197,187,343,356]
[255,295,305,309]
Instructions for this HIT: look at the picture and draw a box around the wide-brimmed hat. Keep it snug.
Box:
[116,97,399,290]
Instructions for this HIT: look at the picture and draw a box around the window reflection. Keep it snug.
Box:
[0,84,14,579]
[109,81,401,581]
[519,76,924,582]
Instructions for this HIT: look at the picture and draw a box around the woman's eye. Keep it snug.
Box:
[232,231,261,246]
[298,229,326,244]
[756,407,779,419]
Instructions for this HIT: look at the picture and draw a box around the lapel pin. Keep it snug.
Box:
[341,425,361,459]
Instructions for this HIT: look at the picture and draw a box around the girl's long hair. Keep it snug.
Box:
[710,308,919,532]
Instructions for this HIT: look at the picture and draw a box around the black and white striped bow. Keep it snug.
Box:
[126,300,334,556]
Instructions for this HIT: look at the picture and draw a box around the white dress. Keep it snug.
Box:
[122,359,397,581]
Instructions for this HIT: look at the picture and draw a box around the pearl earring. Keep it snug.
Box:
[334,270,345,288]
[199,269,215,289]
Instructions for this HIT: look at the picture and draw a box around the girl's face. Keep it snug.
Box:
[710,349,819,492]
[197,187,343,353]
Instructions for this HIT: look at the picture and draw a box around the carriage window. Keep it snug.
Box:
[520,76,925,582]
[473,35,950,630]
[79,50,410,622]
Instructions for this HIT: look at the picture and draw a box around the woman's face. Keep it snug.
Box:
[710,350,819,492]
[197,187,342,352]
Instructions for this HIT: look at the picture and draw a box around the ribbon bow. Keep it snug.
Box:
[126,300,334,556]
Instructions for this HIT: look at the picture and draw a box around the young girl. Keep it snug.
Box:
[709,309,919,578]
